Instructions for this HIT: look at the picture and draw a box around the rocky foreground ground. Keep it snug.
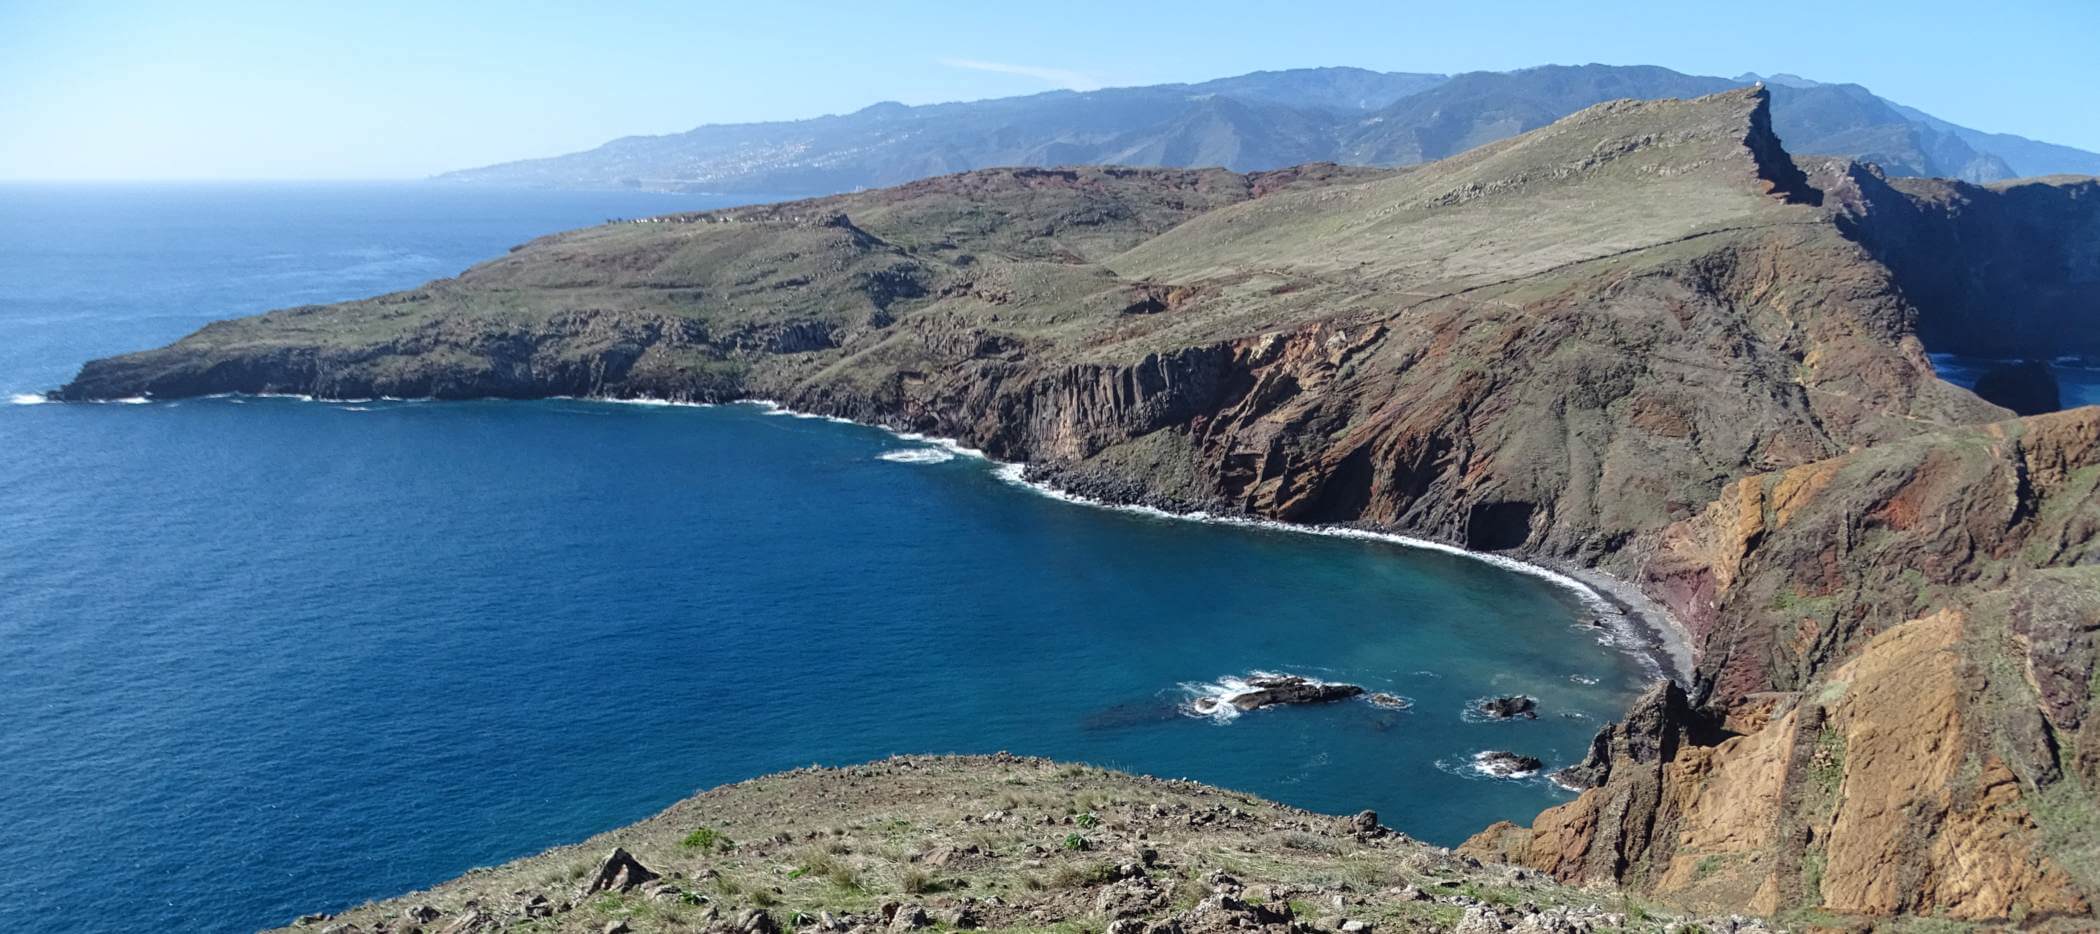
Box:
[275,756,1770,934]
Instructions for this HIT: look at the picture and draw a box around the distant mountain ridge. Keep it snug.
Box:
[437,64,2100,194]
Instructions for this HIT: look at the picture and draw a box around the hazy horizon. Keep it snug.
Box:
[4,0,2097,181]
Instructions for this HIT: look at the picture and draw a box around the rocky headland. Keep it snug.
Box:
[60,86,2100,928]
[269,755,1770,934]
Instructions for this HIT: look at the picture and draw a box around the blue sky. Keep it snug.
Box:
[2,0,2094,180]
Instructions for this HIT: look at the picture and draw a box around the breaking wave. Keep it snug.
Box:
[877,448,956,464]
[1469,751,1542,779]
[1177,673,1264,723]
[1433,752,1549,782]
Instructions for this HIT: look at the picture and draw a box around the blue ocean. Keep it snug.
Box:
[3,183,1663,933]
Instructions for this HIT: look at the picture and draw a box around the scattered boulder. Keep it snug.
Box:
[1176,892,1294,934]
[1347,810,1382,836]
[740,908,780,934]
[1453,905,1507,934]
[887,904,930,932]
[1473,751,1545,778]
[438,910,494,934]
[1095,876,1167,918]
[585,847,661,894]
[1478,696,1538,720]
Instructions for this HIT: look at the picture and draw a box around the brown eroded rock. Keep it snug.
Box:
[1485,607,2094,924]
[1815,610,2085,920]
[1484,409,2100,923]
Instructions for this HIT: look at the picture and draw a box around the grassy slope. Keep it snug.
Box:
[269,756,1742,934]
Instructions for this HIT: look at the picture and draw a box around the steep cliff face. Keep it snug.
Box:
[54,88,2100,925]
[68,91,1996,569]
[1817,161,2100,358]
[1469,409,2100,925]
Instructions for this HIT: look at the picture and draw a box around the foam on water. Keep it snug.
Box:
[559,395,714,409]
[1426,752,1549,783]
[877,448,956,464]
[1469,751,1542,780]
[1179,674,1259,723]
[9,393,47,405]
[747,399,858,425]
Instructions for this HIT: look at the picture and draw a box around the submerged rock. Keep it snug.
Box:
[1364,692,1412,710]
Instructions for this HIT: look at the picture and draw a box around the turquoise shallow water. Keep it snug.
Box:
[0,184,1654,933]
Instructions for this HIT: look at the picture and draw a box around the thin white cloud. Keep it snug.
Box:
[939,58,1103,91]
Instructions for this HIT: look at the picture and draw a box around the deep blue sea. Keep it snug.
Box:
[0,183,1664,933]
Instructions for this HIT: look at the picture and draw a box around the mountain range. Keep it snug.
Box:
[436,64,2100,194]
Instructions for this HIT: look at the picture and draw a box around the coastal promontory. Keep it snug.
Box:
[65,86,2100,928]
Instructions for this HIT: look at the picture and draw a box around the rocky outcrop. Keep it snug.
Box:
[1464,682,1719,886]
[1363,693,1410,710]
[272,756,1767,934]
[1648,407,2100,703]
[586,848,660,894]
[1478,410,2100,924]
[1478,696,1538,720]
[1189,674,1363,714]
[1472,752,1546,778]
